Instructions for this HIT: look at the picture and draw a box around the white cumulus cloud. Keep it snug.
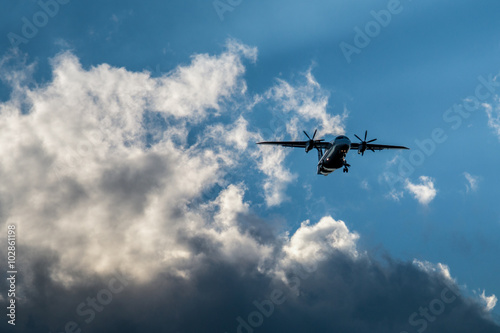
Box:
[405,176,437,205]
[0,41,261,285]
[281,216,360,268]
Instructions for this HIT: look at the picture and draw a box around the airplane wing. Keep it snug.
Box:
[257,140,331,149]
[350,142,409,151]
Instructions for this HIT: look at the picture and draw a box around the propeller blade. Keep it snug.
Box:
[312,129,317,140]
[364,130,367,141]
[354,134,362,142]
[303,131,311,140]
[367,138,377,143]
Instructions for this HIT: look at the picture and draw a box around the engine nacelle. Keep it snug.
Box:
[305,141,314,153]
[358,142,367,155]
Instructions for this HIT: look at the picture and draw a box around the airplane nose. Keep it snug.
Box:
[338,142,350,154]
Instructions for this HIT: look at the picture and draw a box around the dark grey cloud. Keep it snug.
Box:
[2,231,499,333]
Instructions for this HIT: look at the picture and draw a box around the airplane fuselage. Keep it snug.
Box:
[317,135,351,175]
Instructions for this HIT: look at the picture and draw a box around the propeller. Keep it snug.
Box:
[303,129,323,153]
[354,130,377,156]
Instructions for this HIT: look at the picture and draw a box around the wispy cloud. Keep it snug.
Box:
[387,189,404,201]
[479,290,498,312]
[253,145,297,206]
[483,97,500,140]
[464,172,480,193]
[204,115,296,207]
[264,66,347,139]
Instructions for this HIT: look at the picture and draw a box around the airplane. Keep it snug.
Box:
[257,130,409,175]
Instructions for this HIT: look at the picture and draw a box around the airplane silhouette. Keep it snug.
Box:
[257,130,409,175]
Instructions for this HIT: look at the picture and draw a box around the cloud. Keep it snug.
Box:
[405,176,437,205]
[412,259,454,282]
[0,40,259,285]
[464,172,479,192]
[483,98,500,140]
[360,179,370,190]
[7,217,500,333]
[203,115,296,207]
[253,144,297,206]
[387,189,404,201]
[480,290,498,312]
[280,216,360,270]
[0,44,499,333]
[265,67,347,139]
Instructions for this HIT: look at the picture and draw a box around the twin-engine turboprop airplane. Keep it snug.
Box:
[257,130,409,175]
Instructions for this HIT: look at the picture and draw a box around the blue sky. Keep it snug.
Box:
[1,0,500,332]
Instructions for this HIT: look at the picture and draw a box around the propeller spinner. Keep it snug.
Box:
[354,130,377,156]
[303,129,324,153]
